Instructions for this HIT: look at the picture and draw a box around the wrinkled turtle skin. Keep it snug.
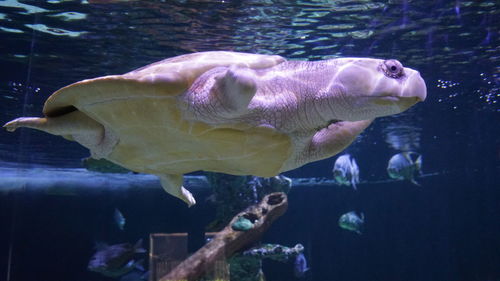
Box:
[3,51,427,206]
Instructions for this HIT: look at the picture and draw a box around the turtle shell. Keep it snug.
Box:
[43,51,292,177]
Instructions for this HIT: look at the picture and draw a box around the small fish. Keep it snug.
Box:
[294,253,309,278]
[114,208,126,230]
[387,152,422,186]
[332,154,360,190]
[88,239,146,278]
[338,211,364,235]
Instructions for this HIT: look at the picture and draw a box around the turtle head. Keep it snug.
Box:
[328,58,427,121]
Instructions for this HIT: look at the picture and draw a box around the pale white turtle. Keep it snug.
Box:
[3,51,426,206]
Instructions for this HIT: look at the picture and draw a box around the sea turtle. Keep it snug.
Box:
[3,51,426,206]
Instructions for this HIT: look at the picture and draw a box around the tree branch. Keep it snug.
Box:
[160,192,288,281]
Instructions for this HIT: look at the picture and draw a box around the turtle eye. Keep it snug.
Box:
[382,59,404,79]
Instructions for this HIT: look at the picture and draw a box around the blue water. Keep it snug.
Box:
[0,1,499,281]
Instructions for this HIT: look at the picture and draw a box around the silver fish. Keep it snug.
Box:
[332,154,360,190]
[338,211,364,235]
[387,152,422,186]
[114,208,126,231]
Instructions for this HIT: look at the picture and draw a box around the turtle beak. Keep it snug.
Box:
[368,68,427,117]
[393,69,427,112]
[402,70,427,102]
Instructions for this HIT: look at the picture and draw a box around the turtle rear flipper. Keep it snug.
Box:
[3,111,118,159]
[159,174,196,207]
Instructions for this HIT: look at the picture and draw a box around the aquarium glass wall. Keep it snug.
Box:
[0,1,498,281]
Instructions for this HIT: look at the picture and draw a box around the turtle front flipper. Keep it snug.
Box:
[215,65,257,114]
[183,65,258,120]
[302,120,373,164]
[158,174,196,207]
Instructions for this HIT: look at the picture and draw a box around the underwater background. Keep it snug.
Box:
[0,0,498,280]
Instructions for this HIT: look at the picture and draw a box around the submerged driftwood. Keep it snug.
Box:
[160,192,288,281]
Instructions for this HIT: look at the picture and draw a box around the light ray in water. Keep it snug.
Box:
[7,239,12,281]
[401,0,409,27]
[455,0,461,18]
